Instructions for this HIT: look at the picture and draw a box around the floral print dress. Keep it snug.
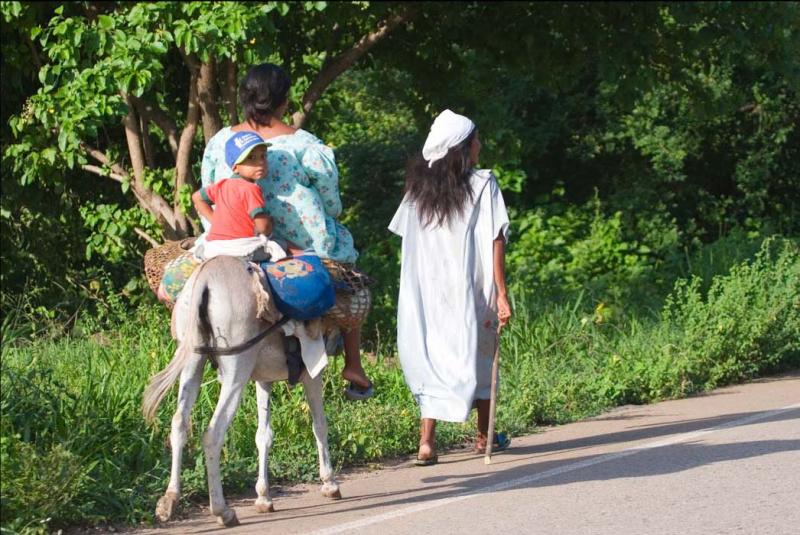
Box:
[201,127,358,263]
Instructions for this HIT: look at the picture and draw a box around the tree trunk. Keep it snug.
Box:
[173,67,202,238]
[198,58,223,142]
[220,58,239,125]
[123,94,193,240]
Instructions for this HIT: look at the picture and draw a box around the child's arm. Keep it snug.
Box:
[253,214,273,238]
[192,190,215,223]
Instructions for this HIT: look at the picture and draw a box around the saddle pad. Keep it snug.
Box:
[260,254,335,320]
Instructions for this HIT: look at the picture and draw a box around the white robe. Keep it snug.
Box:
[388,169,509,422]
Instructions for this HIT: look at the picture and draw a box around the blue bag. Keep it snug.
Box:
[259,254,335,320]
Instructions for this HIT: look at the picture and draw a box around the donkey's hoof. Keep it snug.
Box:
[254,497,275,513]
[216,508,239,527]
[322,485,342,500]
[155,493,179,522]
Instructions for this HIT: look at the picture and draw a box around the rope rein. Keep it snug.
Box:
[193,316,290,356]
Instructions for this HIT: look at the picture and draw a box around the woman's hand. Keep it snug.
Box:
[497,292,512,327]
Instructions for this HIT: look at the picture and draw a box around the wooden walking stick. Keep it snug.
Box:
[484,323,503,464]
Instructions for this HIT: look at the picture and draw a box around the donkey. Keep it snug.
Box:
[142,255,340,527]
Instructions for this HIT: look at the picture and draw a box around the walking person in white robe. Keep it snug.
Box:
[388,109,512,465]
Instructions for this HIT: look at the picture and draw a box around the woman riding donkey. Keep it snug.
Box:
[199,63,374,400]
[389,109,513,465]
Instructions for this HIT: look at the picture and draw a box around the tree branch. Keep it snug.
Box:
[80,142,126,174]
[122,93,147,184]
[128,95,179,159]
[140,114,156,168]
[115,96,191,239]
[175,68,201,211]
[134,226,160,247]
[81,164,126,183]
[292,4,420,128]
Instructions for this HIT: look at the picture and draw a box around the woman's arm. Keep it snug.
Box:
[493,233,512,326]
[301,143,342,218]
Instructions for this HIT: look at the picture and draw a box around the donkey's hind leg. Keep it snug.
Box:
[254,381,275,513]
[155,352,205,522]
[301,372,341,499]
[203,355,254,527]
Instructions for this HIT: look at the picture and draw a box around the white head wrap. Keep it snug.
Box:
[421,109,476,168]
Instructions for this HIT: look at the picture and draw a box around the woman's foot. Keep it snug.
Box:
[474,432,511,454]
[341,367,371,391]
[341,326,373,400]
[414,441,437,466]
[342,366,373,401]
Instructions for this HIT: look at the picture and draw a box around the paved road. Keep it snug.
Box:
[145,371,800,534]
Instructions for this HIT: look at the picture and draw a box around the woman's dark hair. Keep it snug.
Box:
[239,64,291,126]
[404,129,477,228]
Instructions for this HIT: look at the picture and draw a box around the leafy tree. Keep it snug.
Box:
[3,1,419,247]
[3,1,798,325]
[378,2,800,237]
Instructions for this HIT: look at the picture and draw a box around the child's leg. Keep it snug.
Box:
[419,418,437,460]
[341,326,372,389]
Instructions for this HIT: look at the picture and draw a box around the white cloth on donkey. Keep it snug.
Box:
[193,235,287,261]
[281,319,328,379]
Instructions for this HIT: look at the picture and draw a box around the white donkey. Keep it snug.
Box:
[142,255,340,527]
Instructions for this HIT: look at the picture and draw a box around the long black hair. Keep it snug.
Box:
[239,63,291,126]
[404,129,477,228]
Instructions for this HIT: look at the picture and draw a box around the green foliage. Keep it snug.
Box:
[507,192,681,305]
[662,237,800,388]
[79,203,157,262]
[2,236,797,531]
[0,434,91,534]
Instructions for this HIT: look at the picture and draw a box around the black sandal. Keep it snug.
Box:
[414,454,438,466]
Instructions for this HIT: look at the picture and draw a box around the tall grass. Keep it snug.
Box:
[1,237,798,533]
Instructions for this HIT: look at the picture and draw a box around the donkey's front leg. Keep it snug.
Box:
[254,381,275,513]
[203,358,254,527]
[155,353,205,522]
[301,373,341,499]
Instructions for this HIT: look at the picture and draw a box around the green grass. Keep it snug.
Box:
[1,237,798,533]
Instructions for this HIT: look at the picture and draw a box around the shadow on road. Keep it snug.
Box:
[168,405,798,532]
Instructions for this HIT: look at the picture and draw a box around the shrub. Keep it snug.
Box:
[663,237,800,388]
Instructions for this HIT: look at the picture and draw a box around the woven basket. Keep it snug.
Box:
[321,258,375,331]
[143,239,374,330]
[143,238,196,295]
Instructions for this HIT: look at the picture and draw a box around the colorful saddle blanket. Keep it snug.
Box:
[258,254,335,320]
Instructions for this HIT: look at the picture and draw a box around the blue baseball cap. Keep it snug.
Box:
[225,131,271,169]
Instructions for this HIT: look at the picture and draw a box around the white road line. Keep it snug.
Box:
[309,403,800,534]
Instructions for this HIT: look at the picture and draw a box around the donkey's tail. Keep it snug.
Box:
[142,263,211,424]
